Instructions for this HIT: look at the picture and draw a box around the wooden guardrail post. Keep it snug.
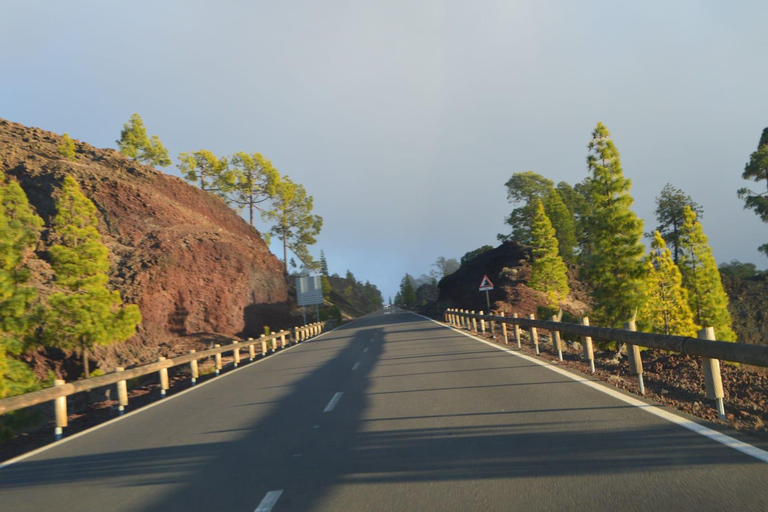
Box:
[489,312,496,339]
[512,313,522,348]
[115,367,128,415]
[500,312,509,344]
[214,345,222,375]
[281,332,287,349]
[581,317,595,373]
[699,327,726,419]
[189,350,199,385]
[528,314,540,354]
[54,379,67,440]
[480,311,486,335]
[624,321,645,394]
[460,310,467,329]
[248,339,256,361]
[158,357,169,397]
[232,341,240,367]
[550,315,563,361]
[260,334,268,356]
[471,311,478,332]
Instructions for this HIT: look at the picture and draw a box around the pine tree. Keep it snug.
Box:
[0,173,44,398]
[45,176,142,377]
[263,176,322,271]
[529,200,569,307]
[320,251,329,277]
[543,189,576,260]
[498,171,554,243]
[738,127,768,256]
[580,122,647,327]
[654,184,703,264]
[639,232,698,337]
[117,114,171,167]
[177,150,230,197]
[678,206,736,341]
[227,152,280,226]
[398,274,416,306]
[57,133,77,162]
[321,275,331,298]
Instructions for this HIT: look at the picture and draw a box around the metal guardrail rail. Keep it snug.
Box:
[0,321,330,439]
[445,308,768,419]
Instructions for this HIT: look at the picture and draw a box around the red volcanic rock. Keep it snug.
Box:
[0,118,289,375]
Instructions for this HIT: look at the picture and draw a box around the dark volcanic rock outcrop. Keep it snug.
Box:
[722,273,768,346]
[0,118,289,373]
[437,242,590,317]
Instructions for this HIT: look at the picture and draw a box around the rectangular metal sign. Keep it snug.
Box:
[296,275,323,306]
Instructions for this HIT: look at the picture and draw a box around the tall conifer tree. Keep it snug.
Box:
[580,122,647,327]
[177,150,230,197]
[117,114,171,167]
[227,152,280,226]
[639,232,698,336]
[738,127,768,256]
[398,274,416,306]
[498,171,554,243]
[45,177,142,377]
[0,174,44,397]
[529,200,569,306]
[543,189,577,260]
[320,250,329,277]
[678,206,736,341]
[263,176,322,271]
[653,184,703,264]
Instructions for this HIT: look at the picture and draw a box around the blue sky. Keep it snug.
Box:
[2,1,767,301]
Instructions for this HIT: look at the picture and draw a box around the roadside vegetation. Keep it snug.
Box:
[402,121,768,345]
[0,170,141,406]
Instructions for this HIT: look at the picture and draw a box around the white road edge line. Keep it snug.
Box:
[324,392,344,413]
[0,318,362,470]
[413,313,768,464]
[352,362,361,371]
[254,490,284,512]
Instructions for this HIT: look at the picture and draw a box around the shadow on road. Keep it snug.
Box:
[1,314,763,511]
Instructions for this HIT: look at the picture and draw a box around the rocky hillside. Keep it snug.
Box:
[0,118,290,375]
[436,241,591,317]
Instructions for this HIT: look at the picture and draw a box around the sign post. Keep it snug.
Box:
[478,275,494,311]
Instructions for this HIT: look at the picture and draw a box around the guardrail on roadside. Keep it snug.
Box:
[0,321,330,440]
[444,308,768,419]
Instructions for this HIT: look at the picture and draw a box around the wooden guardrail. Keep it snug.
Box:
[0,321,330,440]
[445,308,768,420]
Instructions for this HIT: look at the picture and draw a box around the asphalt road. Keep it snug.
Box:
[1,312,768,511]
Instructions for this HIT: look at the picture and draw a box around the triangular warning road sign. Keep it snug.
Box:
[478,275,494,291]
